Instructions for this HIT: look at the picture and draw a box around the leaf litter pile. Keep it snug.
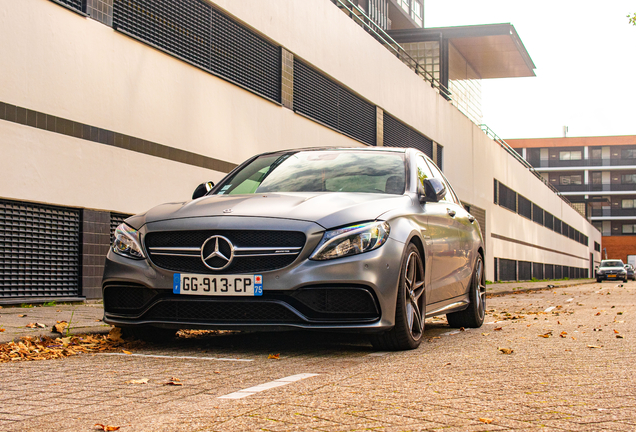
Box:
[0,328,140,363]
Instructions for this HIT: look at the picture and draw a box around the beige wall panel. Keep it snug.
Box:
[0,121,223,215]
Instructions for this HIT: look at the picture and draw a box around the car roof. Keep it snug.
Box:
[257,146,408,157]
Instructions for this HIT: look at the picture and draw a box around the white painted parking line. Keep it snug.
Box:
[101,353,253,362]
[218,373,318,399]
[544,306,556,312]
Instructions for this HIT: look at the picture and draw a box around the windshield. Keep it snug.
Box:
[600,260,623,268]
[214,151,406,195]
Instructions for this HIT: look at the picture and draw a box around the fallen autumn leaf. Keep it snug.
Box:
[479,418,494,424]
[94,424,121,431]
[125,378,149,385]
[268,353,280,359]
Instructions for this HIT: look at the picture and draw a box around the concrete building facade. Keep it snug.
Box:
[0,0,601,302]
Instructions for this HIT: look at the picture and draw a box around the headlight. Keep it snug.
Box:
[310,221,390,261]
[112,223,145,259]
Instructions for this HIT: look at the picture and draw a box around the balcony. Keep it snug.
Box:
[591,208,636,217]
[554,183,636,193]
[529,158,636,168]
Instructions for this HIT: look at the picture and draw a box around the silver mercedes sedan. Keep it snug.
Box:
[103,147,485,350]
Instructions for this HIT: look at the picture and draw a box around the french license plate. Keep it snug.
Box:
[173,274,263,296]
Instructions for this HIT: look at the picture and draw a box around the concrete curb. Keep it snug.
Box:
[487,280,597,297]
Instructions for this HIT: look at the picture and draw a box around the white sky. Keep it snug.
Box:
[424,1,636,139]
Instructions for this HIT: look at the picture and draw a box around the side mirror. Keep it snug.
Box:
[419,178,446,203]
[192,181,215,200]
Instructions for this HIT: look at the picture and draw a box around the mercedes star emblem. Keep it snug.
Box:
[200,235,234,270]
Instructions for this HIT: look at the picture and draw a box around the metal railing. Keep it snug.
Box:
[331,0,451,98]
[591,208,636,217]
[556,183,636,193]
[530,158,636,168]
[330,1,580,215]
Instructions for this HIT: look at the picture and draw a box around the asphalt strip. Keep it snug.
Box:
[218,373,319,399]
[100,353,253,362]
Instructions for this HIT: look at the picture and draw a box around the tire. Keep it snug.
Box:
[370,243,425,351]
[446,254,486,328]
[597,279,602,283]
[120,326,177,343]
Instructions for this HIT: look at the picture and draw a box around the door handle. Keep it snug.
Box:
[468,215,476,223]
[447,208,456,217]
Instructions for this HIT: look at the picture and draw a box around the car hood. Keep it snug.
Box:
[599,266,625,271]
[127,192,413,230]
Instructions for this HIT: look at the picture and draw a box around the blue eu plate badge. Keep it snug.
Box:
[254,274,263,296]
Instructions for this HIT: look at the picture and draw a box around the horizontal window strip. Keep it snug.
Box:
[0,101,237,173]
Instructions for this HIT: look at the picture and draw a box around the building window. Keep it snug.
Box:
[622,148,636,159]
[400,0,409,13]
[559,150,582,161]
[622,174,636,184]
[623,199,635,208]
[410,0,422,27]
[590,148,602,159]
[591,172,602,185]
[560,175,582,185]
[622,224,636,234]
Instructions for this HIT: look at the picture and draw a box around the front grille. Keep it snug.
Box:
[150,254,298,274]
[145,230,306,274]
[145,300,302,323]
[103,284,156,312]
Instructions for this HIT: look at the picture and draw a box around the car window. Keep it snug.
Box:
[425,158,458,204]
[600,260,623,268]
[214,151,406,195]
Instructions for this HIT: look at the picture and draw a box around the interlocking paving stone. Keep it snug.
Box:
[1,280,635,431]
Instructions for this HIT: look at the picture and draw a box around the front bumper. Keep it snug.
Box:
[596,273,626,281]
[102,217,406,332]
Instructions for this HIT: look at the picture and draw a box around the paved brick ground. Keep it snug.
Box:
[0,279,633,431]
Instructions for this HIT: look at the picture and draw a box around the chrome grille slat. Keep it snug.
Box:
[145,230,306,274]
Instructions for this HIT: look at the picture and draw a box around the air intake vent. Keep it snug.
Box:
[113,0,281,102]
[0,199,80,298]
[383,114,432,158]
[294,60,376,146]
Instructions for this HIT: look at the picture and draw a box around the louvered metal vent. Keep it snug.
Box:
[383,114,432,158]
[544,212,554,230]
[436,145,443,170]
[545,264,554,279]
[209,6,281,102]
[498,183,517,213]
[52,0,84,13]
[532,203,544,225]
[113,0,281,102]
[518,261,531,281]
[294,60,375,146]
[0,200,80,298]
[498,259,516,281]
[517,195,531,219]
[533,262,544,280]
